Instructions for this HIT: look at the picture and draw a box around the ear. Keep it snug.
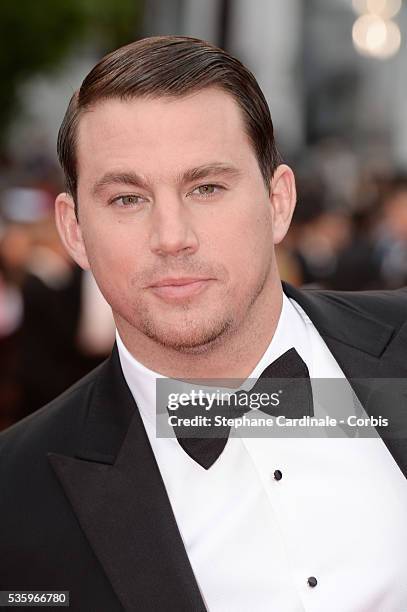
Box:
[55,192,90,270]
[269,164,297,245]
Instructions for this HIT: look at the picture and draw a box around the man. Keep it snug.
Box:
[1,36,407,612]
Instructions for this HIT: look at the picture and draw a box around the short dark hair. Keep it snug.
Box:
[57,35,282,216]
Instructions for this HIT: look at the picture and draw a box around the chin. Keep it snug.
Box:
[141,316,234,353]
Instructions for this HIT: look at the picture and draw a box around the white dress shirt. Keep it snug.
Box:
[116,293,407,612]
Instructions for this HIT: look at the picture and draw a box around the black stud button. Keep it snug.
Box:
[307,576,317,588]
[273,469,282,481]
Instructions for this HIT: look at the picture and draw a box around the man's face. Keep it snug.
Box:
[71,88,283,352]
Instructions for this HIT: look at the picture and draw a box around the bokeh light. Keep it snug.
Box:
[353,13,401,58]
[352,0,402,19]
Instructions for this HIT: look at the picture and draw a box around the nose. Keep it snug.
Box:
[149,194,199,256]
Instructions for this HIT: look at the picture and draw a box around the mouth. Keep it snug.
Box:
[148,277,214,301]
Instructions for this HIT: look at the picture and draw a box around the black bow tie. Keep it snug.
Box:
[167,348,314,469]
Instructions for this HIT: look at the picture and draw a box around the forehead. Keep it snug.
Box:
[76,88,256,183]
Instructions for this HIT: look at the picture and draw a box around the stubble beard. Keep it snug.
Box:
[131,261,272,355]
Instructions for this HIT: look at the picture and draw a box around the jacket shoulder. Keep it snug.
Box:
[311,286,407,328]
[0,362,104,464]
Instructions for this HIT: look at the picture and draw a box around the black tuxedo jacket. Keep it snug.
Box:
[1,282,407,611]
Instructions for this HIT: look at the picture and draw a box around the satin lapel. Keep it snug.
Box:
[282,282,407,478]
[48,346,206,612]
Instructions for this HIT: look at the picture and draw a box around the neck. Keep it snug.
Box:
[116,276,283,380]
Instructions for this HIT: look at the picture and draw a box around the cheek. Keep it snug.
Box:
[210,206,273,280]
[229,202,273,253]
[83,224,140,289]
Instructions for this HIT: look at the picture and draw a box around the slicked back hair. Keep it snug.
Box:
[57,35,282,217]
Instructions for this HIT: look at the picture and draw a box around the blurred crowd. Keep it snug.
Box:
[1,145,407,430]
[0,155,115,430]
[278,141,407,292]
[278,173,407,290]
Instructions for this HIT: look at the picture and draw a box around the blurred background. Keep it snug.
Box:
[1,0,406,430]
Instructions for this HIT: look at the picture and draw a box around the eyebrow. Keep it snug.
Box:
[91,163,243,198]
[180,163,243,184]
